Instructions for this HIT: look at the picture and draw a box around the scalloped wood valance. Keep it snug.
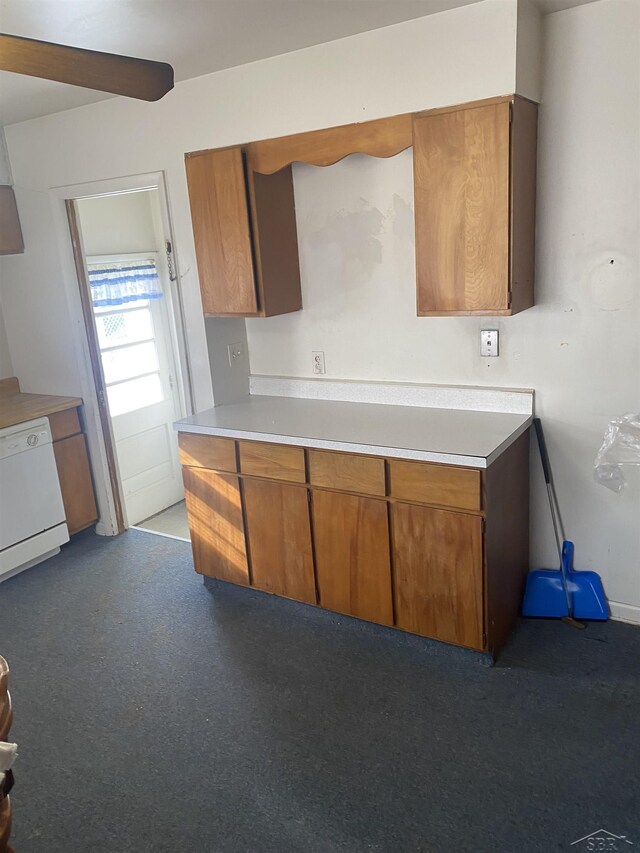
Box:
[245,113,413,175]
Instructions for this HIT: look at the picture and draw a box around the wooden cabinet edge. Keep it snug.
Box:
[53,431,98,535]
[482,430,530,655]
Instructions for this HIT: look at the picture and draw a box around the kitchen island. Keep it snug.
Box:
[175,386,532,659]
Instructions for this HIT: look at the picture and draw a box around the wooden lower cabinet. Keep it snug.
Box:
[312,490,393,625]
[182,467,249,585]
[180,431,530,658]
[52,432,98,535]
[242,478,316,604]
[392,503,484,649]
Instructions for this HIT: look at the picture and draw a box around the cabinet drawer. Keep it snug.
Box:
[308,449,385,496]
[49,407,81,441]
[239,440,305,483]
[178,433,237,472]
[388,459,481,511]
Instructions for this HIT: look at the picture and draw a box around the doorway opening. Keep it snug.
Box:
[71,187,190,541]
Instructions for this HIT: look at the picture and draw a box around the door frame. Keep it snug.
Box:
[53,172,193,535]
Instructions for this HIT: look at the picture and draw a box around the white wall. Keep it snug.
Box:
[0,301,13,379]
[248,0,640,619]
[77,190,157,257]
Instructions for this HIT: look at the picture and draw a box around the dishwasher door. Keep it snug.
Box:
[0,418,66,551]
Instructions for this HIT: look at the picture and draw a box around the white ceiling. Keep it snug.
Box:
[0,0,600,126]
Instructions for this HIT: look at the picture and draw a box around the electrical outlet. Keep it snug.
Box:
[480,330,499,357]
[227,342,244,367]
[312,351,326,375]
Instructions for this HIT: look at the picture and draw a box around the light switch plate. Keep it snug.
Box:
[480,329,499,357]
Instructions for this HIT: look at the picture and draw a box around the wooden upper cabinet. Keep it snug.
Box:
[185,96,536,319]
[413,96,537,316]
[184,146,302,317]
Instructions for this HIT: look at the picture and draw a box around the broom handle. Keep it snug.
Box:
[533,418,566,560]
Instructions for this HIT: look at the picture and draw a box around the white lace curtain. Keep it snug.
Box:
[87,259,163,307]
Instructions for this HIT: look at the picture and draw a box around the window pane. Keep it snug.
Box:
[102,341,159,384]
[95,308,154,349]
[94,299,149,315]
[107,374,163,417]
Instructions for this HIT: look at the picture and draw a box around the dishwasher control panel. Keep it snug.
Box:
[0,419,52,460]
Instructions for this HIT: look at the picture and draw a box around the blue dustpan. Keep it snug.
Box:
[524,419,609,623]
[523,540,609,620]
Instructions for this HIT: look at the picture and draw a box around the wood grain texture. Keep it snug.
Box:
[0,656,10,743]
[0,796,11,851]
[0,187,24,256]
[0,33,173,101]
[0,692,11,743]
[48,407,81,442]
[178,432,237,472]
[246,113,413,175]
[509,97,538,316]
[185,147,258,316]
[53,433,98,535]
[392,502,484,649]
[246,166,302,316]
[239,440,305,483]
[388,460,481,511]
[0,392,83,430]
[414,101,510,314]
[0,378,19,399]
[243,478,316,603]
[483,429,530,656]
[182,467,249,585]
[312,490,393,625]
[308,449,386,496]
[413,95,513,120]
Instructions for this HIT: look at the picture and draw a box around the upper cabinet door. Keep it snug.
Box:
[413,98,536,316]
[185,147,259,316]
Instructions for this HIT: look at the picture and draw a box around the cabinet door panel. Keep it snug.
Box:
[53,434,98,535]
[243,479,316,604]
[185,147,258,315]
[313,490,392,625]
[392,503,483,649]
[414,102,510,314]
[182,467,249,585]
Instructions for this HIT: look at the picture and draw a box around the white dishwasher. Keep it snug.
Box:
[0,417,69,582]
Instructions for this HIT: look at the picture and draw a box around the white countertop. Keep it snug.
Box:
[175,395,531,468]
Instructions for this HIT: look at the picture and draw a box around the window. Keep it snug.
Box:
[88,261,165,417]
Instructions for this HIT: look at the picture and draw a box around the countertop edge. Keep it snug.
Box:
[174,421,529,469]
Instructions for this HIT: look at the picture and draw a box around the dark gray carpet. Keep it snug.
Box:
[0,529,638,853]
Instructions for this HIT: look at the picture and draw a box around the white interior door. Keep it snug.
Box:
[91,255,184,525]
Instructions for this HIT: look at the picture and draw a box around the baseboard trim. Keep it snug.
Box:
[609,601,640,625]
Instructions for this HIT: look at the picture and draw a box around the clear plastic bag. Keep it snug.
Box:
[594,413,640,493]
